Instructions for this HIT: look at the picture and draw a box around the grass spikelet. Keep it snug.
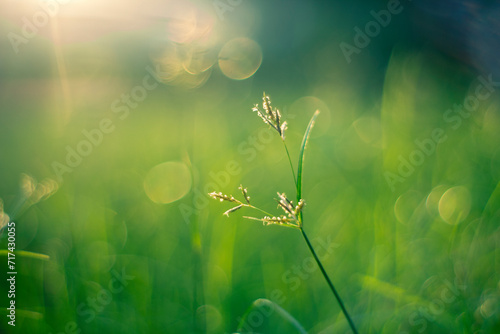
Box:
[208,191,238,203]
[252,93,286,139]
[238,185,251,204]
[223,204,243,217]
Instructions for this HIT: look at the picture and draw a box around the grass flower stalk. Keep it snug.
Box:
[209,93,358,333]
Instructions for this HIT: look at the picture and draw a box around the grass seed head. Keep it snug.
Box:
[244,215,299,228]
[252,92,286,139]
[277,193,305,220]
[238,184,251,204]
[209,191,238,203]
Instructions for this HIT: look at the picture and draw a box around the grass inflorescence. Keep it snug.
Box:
[209,93,359,333]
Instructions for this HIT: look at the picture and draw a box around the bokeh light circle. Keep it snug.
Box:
[218,37,262,80]
[144,161,192,204]
[394,190,424,224]
[290,96,331,137]
[425,185,449,216]
[438,186,471,224]
[353,116,382,147]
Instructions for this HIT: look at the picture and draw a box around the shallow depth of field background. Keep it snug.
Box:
[0,0,499,333]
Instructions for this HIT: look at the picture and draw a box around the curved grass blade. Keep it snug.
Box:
[0,308,43,320]
[0,249,50,261]
[297,110,320,202]
[236,298,307,334]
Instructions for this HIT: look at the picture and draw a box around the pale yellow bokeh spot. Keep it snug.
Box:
[144,161,192,204]
[20,173,36,199]
[439,186,471,224]
[425,185,449,216]
[218,37,262,80]
[394,190,424,224]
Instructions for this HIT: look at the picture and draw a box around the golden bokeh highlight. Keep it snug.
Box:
[144,161,192,204]
[183,45,218,75]
[152,2,217,89]
[425,184,449,216]
[153,41,217,89]
[20,173,37,199]
[20,174,59,207]
[163,1,215,44]
[438,186,471,224]
[218,37,262,80]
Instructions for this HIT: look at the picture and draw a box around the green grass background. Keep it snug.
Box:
[1,0,499,333]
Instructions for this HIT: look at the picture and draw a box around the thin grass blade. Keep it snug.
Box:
[297,110,320,202]
[237,298,307,334]
[0,250,50,261]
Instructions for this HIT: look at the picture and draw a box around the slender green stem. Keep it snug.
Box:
[244,204,275,217]
[281,139,297,187]
[300,227,359,334]
[278,111,357,332]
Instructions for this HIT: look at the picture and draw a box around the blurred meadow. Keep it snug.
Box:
[0,0,499,333]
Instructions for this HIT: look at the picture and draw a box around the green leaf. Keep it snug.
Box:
[297,110,320,202]
[236,298,307,334]
[0,250,50,261]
